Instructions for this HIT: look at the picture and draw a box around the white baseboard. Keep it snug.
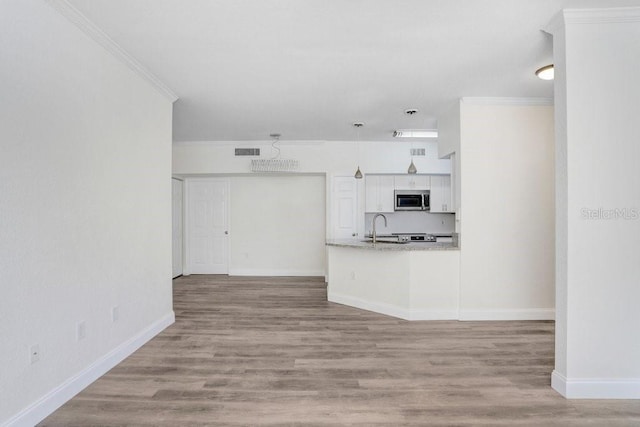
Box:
[459,308,555,321]
[228,268,325,277]
[329,292,410,319]
[328,292,458,321]
[408,309,459,321]
[3,312,175,427]
[552,370,640,399]
[329,294,554,322]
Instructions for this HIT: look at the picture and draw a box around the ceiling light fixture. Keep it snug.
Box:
[353,122,364,179]
[250,133,299,172]
[535,64,554,80]
[393,129,438,138]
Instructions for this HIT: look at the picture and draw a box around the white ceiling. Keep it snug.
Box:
[68,0,640,142]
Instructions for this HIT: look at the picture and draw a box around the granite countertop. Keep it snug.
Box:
[326,238,459,251]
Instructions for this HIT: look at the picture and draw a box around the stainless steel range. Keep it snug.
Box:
[364,232,445,244]
[391,233,437,242]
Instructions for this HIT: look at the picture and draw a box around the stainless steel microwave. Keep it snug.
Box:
[394,190,430,211]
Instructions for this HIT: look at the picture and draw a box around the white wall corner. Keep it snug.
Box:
[44,0,178,103]
[436,100,461,159]
[3,312,175,427]
[544,11,565,35]
[552,370,640,399]
[551,370,568,397]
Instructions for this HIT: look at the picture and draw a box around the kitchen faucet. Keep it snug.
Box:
[371,213,387,244]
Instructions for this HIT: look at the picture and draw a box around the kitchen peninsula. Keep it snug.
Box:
[326,238,460,320]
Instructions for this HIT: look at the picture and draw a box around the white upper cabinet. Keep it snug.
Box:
[430,175,454,213]
[365,175,394,213]
[394,175,430,190]
[366,174,452,213]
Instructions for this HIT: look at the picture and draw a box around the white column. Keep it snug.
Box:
[550,7,640,399]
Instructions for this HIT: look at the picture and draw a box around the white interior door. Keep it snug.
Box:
[331,176,359,239]
[186,178,229,274]
[172,178,183,278]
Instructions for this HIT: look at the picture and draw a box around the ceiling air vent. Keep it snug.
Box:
[410,148,426,156]
[235,148,260,156]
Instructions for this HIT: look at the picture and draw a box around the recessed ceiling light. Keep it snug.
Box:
[393,129,438,138]
[535,64,554,80]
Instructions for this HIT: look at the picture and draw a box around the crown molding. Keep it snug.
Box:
[461,97,554,106]
[564,6,640,25]
[546,6,640,34]
[173,140,329,146]
[45,0,178,103]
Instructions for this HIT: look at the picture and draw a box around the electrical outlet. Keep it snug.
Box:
[111,306,119,322]
[29,344,40,364]
[76,321,86,341]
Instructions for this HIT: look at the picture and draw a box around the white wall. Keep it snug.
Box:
[0,1,174,424]
[550,7,640,399]
[229,175,326,276]
[174,139,451,277]
[173,140,451,176]
[458,99,555,320]
[437,103,462,232]
[437,101,461,158]
[172,178,184,278]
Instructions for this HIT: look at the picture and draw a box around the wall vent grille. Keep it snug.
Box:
[235,148,260,156]
[410,148,426,156]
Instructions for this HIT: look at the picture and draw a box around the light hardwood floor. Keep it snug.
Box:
[41,275,640,426]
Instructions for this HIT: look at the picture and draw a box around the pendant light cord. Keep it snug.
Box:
[270,134,281,160]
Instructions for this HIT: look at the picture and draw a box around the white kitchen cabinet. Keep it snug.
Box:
[365,175,394,212]
[394,175,430,190]
[429,175,454,213]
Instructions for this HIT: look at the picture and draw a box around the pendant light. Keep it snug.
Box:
[407,158,417,174]
[353,122,364,179]
[404,109,418,174]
